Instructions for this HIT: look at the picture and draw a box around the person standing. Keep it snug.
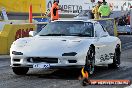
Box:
[98,0,111,18]
[50,0,59,21]
[130,6,132,28]
[92,1,102,19]
[126,13,130,25]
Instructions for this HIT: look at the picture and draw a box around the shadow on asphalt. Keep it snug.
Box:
[26,66,120,80]
[26,68,81,80]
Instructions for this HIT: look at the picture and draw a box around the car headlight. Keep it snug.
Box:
[13,39,28,47]
[62,52,77,56]
[12,51,23,55]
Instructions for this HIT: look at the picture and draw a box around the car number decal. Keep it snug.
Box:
[33,64,50,69]
[100,53,114,62]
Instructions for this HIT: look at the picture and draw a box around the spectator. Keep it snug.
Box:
[92,1,102,19]
[50,0,60,21]
[118,16,126,26]
[126,13,130,25]
[98,0,111,18]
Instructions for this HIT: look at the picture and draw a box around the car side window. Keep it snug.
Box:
[94,23,107,37]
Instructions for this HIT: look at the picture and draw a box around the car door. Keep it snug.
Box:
[94,22,113,64]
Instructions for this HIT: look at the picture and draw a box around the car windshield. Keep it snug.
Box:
[38,21,94,37]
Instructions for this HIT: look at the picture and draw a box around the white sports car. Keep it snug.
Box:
[10,20,121,75]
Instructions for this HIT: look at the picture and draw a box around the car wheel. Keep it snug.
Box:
[108,45,121,69]
[85,46,95,74]
[12,67,29,75]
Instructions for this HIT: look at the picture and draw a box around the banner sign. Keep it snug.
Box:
[46,0,93,14]
[106,0,132,11]
[46,0,132,14]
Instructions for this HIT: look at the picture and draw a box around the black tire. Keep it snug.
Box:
[12,67,29,75]
[108,45,121,69]
[85,45,95,74]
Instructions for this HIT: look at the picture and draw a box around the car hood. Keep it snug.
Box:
[12,36,94,56]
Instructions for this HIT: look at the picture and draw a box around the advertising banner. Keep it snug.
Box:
[46,0,94,14]
[106,0,132,11]
[46,0,132,14]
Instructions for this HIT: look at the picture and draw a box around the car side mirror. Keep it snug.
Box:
[29,31,37,36]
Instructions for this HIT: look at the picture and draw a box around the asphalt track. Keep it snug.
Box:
[0,35,132,88]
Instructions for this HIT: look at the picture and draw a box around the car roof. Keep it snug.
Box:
[53,19,97,24]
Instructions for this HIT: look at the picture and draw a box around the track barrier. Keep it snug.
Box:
[0,23,36,54]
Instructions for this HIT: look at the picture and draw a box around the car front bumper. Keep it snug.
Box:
[10,55,84,69]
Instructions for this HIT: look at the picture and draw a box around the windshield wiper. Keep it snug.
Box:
[39,34,66,36]
[70,33,91,37]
